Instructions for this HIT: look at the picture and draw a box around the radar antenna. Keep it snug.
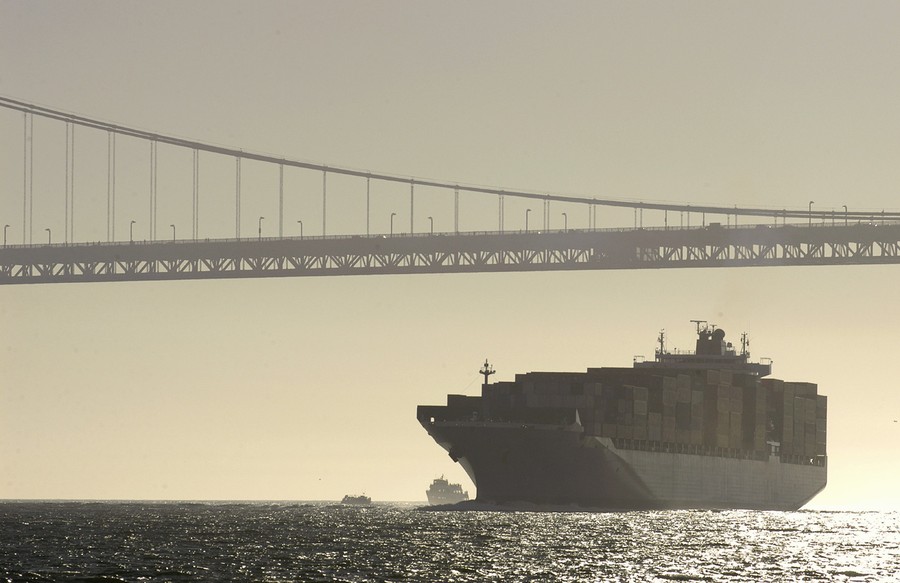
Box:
[479,359,495,386]
[690,319,707,334]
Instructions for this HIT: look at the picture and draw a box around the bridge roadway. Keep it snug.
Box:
[1,222,898,284]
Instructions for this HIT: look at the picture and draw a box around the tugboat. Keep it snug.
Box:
[341,494,372,506]
[426,476,470,505]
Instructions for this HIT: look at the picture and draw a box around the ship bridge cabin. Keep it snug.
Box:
[634,325,772,377]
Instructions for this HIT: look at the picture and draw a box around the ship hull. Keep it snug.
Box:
[422,421,826,510]
[426,492,468,505]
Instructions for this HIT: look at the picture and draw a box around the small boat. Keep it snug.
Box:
[341,494,372,505]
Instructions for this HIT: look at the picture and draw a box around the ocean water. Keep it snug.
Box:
[1,502,897,582]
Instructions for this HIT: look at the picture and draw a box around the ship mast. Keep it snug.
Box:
[480,359,495,386]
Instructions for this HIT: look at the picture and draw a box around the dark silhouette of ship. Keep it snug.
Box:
[341,494,372,506]
[417,322,827,510]
[426,476,470,505]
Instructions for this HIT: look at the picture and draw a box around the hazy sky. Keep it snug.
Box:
[1,1,898,509]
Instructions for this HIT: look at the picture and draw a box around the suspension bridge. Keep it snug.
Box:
[1,95,898,285]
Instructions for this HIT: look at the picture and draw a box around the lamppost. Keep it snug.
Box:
[843,205,848,226]
[390,212,396,236]
[562,212,568,232]
[525,209,531,232]
[130,220,136,243]
[170,224,176,241]
[45,227,51,245]
[808,201,814,227]
[258,216,265,240]
[297,219,303,239]
[427,216,434,235]
[3,224,8,247]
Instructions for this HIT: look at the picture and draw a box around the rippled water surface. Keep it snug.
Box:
[1,502,898,582]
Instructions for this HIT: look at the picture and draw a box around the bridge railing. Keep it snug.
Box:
[4,219,899,251]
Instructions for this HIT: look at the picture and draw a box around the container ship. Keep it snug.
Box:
[417,323,827,510]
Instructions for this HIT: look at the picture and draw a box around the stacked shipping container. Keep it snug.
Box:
[760,379,827,458]
[471,367,826,462]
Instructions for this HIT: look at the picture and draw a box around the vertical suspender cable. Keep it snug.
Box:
[454,186,459,234]
[235,156,242,238]
[64,121,76,243]
[113,133,117,240]
[24,113,33,244]
[70,123,75,242]
[278,163,284,238]
[65,122,70,243]
[107,132,111,241]
[150,140,157,241]
[111,133,117,241]
[544,198,550,231]
[192,149,199,239]
[153,140,157,241]
[22,113,27,244]
[542,197,546,231]
[29,114,34,244]
[322,170,327,237]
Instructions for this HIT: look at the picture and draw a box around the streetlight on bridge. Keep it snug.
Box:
[130,220,136,243]
[170,224,176,241]
[428,216,434,235]
[808,201,814,227]
[45,228,51,245]
[258,216,265,240]
[390,212,396,237]
[843,205,848,226]
[525,209,531,232]
[297,219,303,239]
[562,212,568,232]
[3,224,8,247]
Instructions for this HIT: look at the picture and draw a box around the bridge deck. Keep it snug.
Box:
[1,223,898,284]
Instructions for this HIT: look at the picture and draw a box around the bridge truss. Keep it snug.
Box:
[2,222,898,284]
